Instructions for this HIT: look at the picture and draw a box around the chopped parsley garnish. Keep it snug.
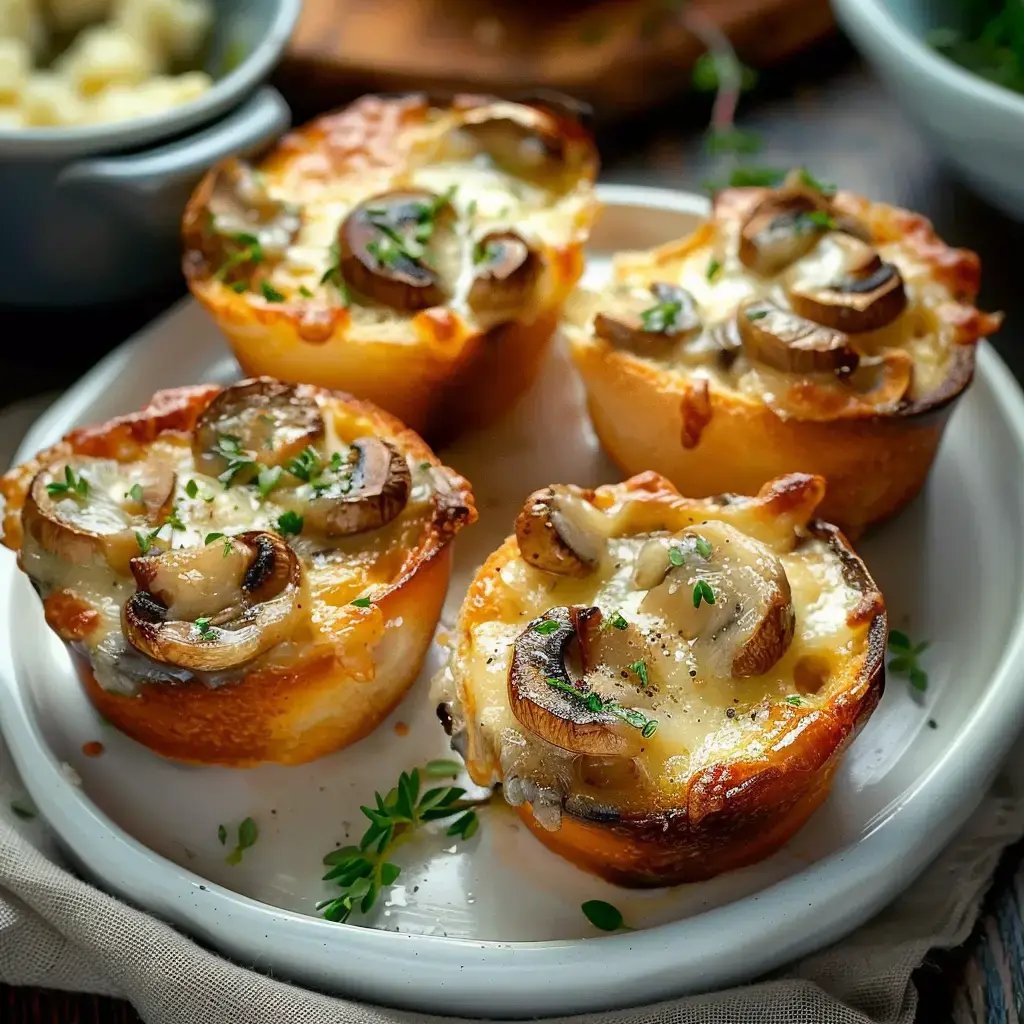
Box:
[319,243,350,304]
[629,659,649,687]
[581,899,627,932]
[706,257,722,281]
[260,280,286,303]
[224,817,258,866]
[257,465,283,499]
[639,300,685,334]
[799,210,837,231]
[46,465,89,499]
[215,434,256,487]
[184,479,199,499]
[229,281,248,293]
[276,510,303,536]
[544,676,658,738]
[668,547,685,567]
[694,535,713,559]
[351,597,372,608]
[164,505,186,532]
[785,694,804,706]
[365,187,455,270]
[533,619,560,635]
[888,629,930,692]
[214,233,263,283]
[693,579,716,608]
[317,764,489,923]
[285,446,321,482]
[135,527,163,554]
[126,483,144,503]
[608,612,629,631]
[194,617,216,640]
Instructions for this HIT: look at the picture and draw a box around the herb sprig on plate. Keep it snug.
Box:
[888,630,930,692]
[317,761,490,924]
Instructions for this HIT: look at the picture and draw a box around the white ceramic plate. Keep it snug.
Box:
[3,185,1024,1019]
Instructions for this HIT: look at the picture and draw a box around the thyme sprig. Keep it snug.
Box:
[317,763,490,923]
[888,630,930,692]
[545,676,658,738]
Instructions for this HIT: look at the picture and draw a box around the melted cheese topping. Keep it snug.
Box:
[239,108,596,338]
[569,195,964,417]
[22,428,440,696]
[442,506,868,821]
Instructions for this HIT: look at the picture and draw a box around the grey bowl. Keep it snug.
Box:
[0,0,302,306]
[832,0,1024,221]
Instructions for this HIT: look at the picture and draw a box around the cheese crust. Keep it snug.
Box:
[0,380,475,767]
[435,472,885,886]
[566,182,1002,537]
[182,94,600,446]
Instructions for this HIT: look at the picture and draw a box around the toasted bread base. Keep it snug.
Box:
[78,546,452,767]
[570,337,970,538]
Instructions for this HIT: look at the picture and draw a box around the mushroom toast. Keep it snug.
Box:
[434,472,885,886]
[0,378,475,767]
[565,172,1001,536]
[182,93,599,445]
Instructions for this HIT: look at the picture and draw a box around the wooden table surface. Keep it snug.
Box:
[1,34,1021,1024]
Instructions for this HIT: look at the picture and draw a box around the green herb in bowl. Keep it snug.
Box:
[929,2,1024,95]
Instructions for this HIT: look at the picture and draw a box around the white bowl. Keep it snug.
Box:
[832,0,1024,219]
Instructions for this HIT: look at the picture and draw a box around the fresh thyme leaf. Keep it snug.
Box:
[582,899,626,931]
[694,535,713,559]
[608,612,629,631]
[276,511,303,537]
[257,465,283,498]
[640,300,685,334]
[285,446,322,482]
[692,52,758,92]
[533,619,560,635]
[351,597,372,608]
[693,579,716,607]
[215,434,257,487]
[127,483,144,503]
[46,465,89,499]
[706,257,722,281]
[194,617,216,640]
[224,817,258,865]
[319,764,491,923]
[223,538,233,557]
[164,505,186,531]
[135,527,162,554]
[299,285,314,298]
[217,824,227,845]
[230,281,248,293]
[214,233,264,283]
[909,667,929,692]
[668,547,685,567]
[184,479,199,499]
[706,127,763,156]
[260,280,286,303]
[887,629,930,693]
[785,694,803,706]
[887,630,911,651]
[205,532,224,545]
[629,659,649,687]
[746,309,768,321]
[423,759,462,778]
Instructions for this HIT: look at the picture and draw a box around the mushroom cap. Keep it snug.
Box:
[739,298,860,376]
[467,230,542,323]
[738,188,828,277]
[515,484,607,576]
[122,530,305,673]
[639,520,795,679]
[507,606,646,757]
[338,190,456,312]
[593,282,702,355]
[192,378,324,484]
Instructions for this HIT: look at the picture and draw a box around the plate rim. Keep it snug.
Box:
[3,183,1024,1018]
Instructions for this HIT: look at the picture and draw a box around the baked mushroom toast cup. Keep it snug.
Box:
[434,471,885,887]
[0,378,475,767]
[565,172,1002,537]
[182,93,599,446]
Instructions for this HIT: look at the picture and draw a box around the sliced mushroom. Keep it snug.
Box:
[188,159,302,282]
[298,437,411,537]
[739,298,859,375]
[738,188,831,276]
[639,521,795,679]
[515,484,608,576]
[455,103,569,187]
[843,349,914,408]
[122,530,304,673]
[593,282,702,354]
[23,456,177,575]
[467,230,542,322]
[339,190,456,311]
[192,378,324,485]
[788,235,907,333]
[508,606,645,756]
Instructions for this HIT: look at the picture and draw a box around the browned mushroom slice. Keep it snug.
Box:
[298,437,411,537]
[640,521,795,679]
[789,236,907,333]
[23,456,177,575]
[192,378,325,485]
[508,606,647,756]
[467,230,542,322]
[843,349,914,408]
[186,159,302,283]
[739,298,859,375]
[339,190,456,311]
[122,530,305,673]
[515,484,607,576]
[738,189,831,276]
[593,282,701,354]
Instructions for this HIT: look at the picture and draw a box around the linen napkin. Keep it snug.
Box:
[1,393,1023,1024]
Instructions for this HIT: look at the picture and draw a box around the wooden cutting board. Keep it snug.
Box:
[276,0,835,118]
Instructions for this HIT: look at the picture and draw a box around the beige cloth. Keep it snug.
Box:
[0,394,1022,1024]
